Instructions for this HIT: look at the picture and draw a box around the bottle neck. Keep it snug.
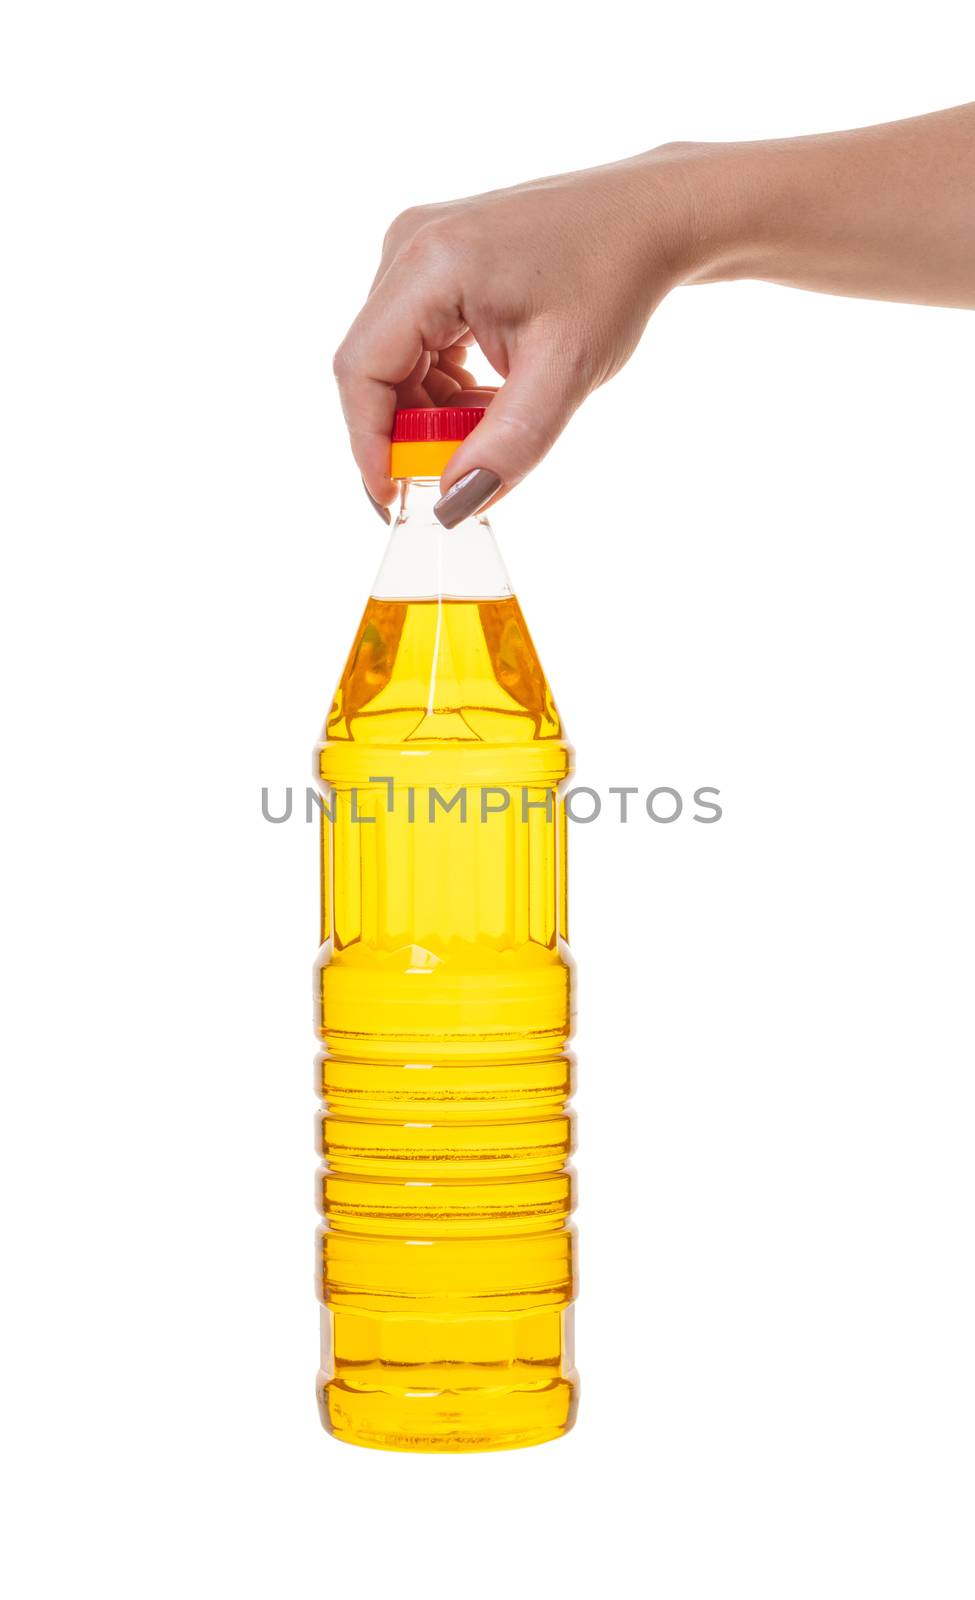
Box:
[370,478,512,602]
[394,477,441,522]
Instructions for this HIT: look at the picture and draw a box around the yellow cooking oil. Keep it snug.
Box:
[315,563,578,1450]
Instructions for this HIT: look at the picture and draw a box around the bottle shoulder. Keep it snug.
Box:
[322,595,566,749]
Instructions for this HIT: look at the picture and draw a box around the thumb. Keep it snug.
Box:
[433,334,588,529]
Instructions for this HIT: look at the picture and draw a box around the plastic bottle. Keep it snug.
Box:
[314,405,577,1452]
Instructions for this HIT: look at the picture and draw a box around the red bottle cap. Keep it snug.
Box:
[391,405,487,443]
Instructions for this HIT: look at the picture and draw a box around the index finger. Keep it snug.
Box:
[333,268,469,504]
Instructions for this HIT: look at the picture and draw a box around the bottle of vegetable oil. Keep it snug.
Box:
[314,405,577,1452]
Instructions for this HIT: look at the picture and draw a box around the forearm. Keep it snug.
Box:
[663,105,975,309]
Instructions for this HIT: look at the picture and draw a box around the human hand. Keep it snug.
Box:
[333,154,693,525]
[335,106,975,527]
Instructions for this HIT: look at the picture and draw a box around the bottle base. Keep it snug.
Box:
[317,1371,578,1453]
[317,1301,577,1453]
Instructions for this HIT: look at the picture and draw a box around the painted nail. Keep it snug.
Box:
[434,468,502,530]
[362,478,391,525]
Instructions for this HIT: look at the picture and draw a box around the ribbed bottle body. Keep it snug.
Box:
[315,593,577,1451]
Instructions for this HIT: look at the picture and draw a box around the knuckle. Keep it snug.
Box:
[494,398,548,452]
[653,139,697,159]
[383,203,429,251]
[401,219,459,274]
[331,342,352,381]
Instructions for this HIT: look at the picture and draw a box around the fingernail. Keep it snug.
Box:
[362,478,391,525]
[434,468,502,530]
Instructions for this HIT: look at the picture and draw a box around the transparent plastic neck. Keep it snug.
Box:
[370,478,512,602]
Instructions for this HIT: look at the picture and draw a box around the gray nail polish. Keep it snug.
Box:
[434,468,502,530]
[362,479,391,525]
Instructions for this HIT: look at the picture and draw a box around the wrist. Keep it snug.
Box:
[640,140,776,288]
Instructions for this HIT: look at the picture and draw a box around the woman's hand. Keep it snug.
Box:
[333,154,693,524]
[334,106,975,527]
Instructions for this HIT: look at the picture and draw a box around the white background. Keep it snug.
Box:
[2,2,974,1595]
